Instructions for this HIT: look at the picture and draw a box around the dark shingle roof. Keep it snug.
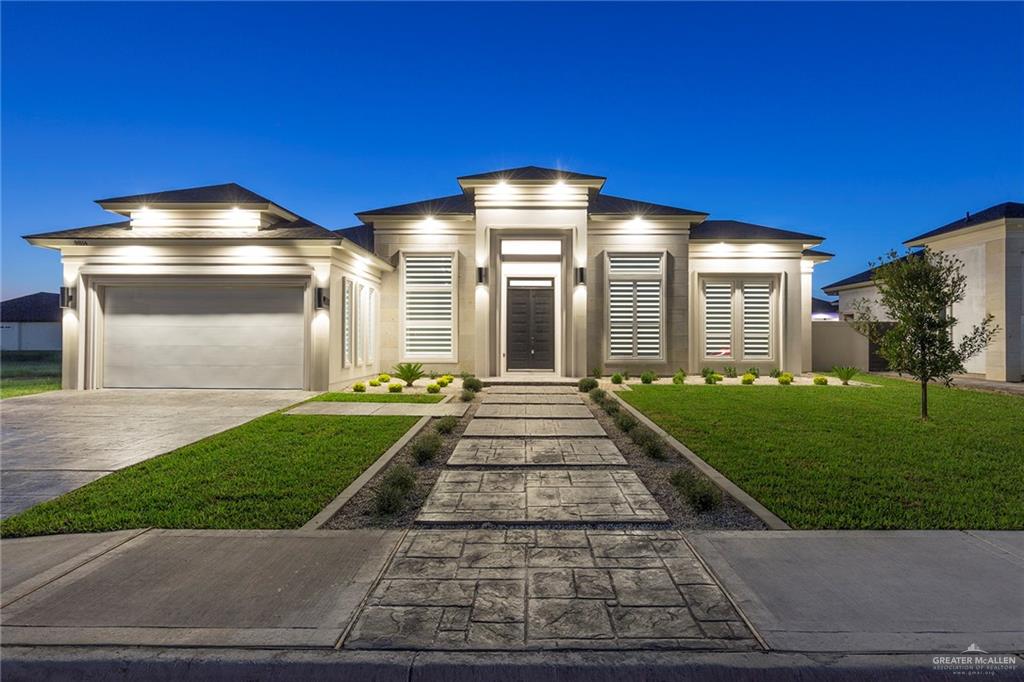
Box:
[356,193,474,217]
[1,292,61,322]
[23,218,340,241]
[96,182,275,206]
[335,224,374,251]
[690,220,823,242]
[458,166,605,182]
[905,201,1024,244]
[802,248,835,258]
[589,193,707,217]
[821,254,914,292]
[812,297,838,316]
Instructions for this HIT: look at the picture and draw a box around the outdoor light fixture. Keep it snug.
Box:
[575,266,586,286]
[59,286,76,309]
[476,266,488,285]
[315,287,330,310]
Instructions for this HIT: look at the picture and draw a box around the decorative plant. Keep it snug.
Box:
[704,373,723,384]
[614,411,637,432]
[377,373,391,383]
[621,371,631,380]
[436,377,450,388]
[640,371,656,384]
[832,366,859,385]
[369,379,381,387]
[813,375,829,385]
[602,399,620,415]
[589,387,607,402]
[426,383,441,394]
[392,362,425,387]
[768,368,781,378]
[463,376,484,392]
[672,370,686,385]
[777,372,793,385]
[669,469,722,512]
[722,365,738,378]
[428,370,439,380]
[376,465,415,514]
[746,367,760,378]
[352,382,366,393]
[388,382,403,393]
[701,367,715,378]
[741,373,756,385]
[460,388,475,402]
[611,373,623,385]
[578,377,598,392]
[591,366,603,379]
[412,433,442,464]
[434,415,459,434]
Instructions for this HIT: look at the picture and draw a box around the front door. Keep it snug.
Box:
[506,280,555,370]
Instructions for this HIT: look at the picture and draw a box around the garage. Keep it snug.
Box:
[102,285,305,389]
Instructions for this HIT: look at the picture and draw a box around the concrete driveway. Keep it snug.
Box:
[1,389,314,518]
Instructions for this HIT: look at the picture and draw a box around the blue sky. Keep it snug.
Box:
[3,1,1022,299]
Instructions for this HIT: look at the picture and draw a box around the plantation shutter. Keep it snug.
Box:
[742,282,771,358]
[703,282,733,358]
[607,254,663,359]
[343,279,353,366]
[403,254,455,358]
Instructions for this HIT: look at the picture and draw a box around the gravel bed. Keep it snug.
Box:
[588,391,765,531]
[323,396,479,529]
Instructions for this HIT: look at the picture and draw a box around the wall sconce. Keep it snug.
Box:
[315,287,330,310]
[59,286,76,309]
[476,266,488,285]
[574,266,587,286]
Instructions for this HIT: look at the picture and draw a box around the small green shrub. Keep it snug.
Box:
[463,376,484,392]
[426,383,441,394]
[412,433,442,464]
[383,464,416,492]
[672,370,686,385]
[376,464,416,513]
[611,373,623,385]
[388,382,403,393]
[393,362,425,387]
[640,371,656,384]
[458,370,474,380]
[643,440,666,460]
[630,425,659,449]
[352,382,366,393]
[622,371,630,380]
[374,485,404,514]
[701,367,715,378]
[746,367,760,378]
[591,367,603,379]
[460,389,475,402]
[833,366,860,385]
[377,373,391,383]
[723,365,738,378]
[578,377,598,392]
[428,370,439,380]
[434,415,459,435]
[614,411,637,432]
[777,372,793,385]
[768,368,781,378]
[813,375,829,385]
[589,387,607,402]
[704,373,720,385]
[436,377,450,388]
[602,399,620,415]
[741,373,756,385]
[369,379,381,387]
[669,469,722,512]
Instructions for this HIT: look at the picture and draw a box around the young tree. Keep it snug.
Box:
[849,249,997,419]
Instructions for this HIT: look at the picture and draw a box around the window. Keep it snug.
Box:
[701,278,775,361]
[367,288,376,364]
[607,253,663,359]
[402,253,456,359]
[342,279,353,367]
[356,284,367,365]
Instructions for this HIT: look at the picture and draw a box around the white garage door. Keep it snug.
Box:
[103,285,305,389]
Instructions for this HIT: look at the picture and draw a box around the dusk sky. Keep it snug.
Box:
[3,1,1022,299]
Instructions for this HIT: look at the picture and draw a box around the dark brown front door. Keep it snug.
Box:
[506,283,555,370]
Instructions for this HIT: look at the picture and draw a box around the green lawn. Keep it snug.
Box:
[311,392,445,403]
[0,412,417,537]
[1,351,61,399]
[620,376,1024,530]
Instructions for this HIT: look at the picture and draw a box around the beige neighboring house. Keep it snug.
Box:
[24,167,833,390]
[822,201,1024,382]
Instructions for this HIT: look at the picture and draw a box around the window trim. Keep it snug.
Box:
[399,251,458,363]
[342,278,354,368]
[699,275,777,363]
[605,251,666,363]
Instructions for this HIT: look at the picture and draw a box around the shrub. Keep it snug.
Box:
[376,464,416,513]
[374,485,404,514]
[578,377,599,392]
[640,371,656,384]
[459,370,474,380]
[602,400,620,415]
[813,375,829,385]
[352,382,366,393]
[672,370,686,385]
[704,373,720,385]
[669,469,722,512]
[369,379,381,387]
[426,383,441,394]
[768,368,781,378]
[723,365,738,378]
[434,415,459,434]
[388,382,403,393]
[460,389,475,402]
[611,373,623,385]
[741,373,756,385]
[701,367,715,378]
[436,377,450,388]
[833,366,859,385]
[643,440,666,460]
[777,372,793,385]
[443,374,454,382]
[630,425,659,449]
[383,464,416,493]
[622,371,631,380]
[746,367,760,378]
[591,367,603,379]
[377,373,391,383]
[428,370,439,380]
[393,362,425,387]
[614,411,637,432]
[589,387,607,402]
[412,433,442,464]
[462,376,484,392]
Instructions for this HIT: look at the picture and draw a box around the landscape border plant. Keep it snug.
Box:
[578,377,598,392]
[611,373,623,385]
[833,366,859,385]
[669,468,722,512]
[434,415,459,435]
[392,363,425,387]
[640,371,656,384]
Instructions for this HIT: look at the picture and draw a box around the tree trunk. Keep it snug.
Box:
[920,380,929,420]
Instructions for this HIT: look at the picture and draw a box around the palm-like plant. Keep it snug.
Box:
[832,366,859,385]
[393,362,425,387]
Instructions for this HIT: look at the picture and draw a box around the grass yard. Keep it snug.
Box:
[311,392,445,403]
[1,351,61,399]
[0,413,417,537]
[620,375,1024,530]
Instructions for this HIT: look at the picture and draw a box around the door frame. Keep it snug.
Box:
[499,261,562,376]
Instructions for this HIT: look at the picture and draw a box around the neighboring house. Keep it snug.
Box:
[811,297,839,321]
[822,201,1023,382]
[0,292,62,351]
[24,167,832,390]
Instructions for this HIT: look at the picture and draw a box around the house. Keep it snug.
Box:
[822,201,1023,382]
[0,292,62,351]
[811,297,839,321]
[24,167,831,390]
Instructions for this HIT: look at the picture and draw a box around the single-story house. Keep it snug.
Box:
[25,167,832,390]
[822,201,1023,382]
[811,297,839,321]
[0,292,62,351]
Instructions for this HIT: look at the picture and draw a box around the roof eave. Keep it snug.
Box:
[334,239,394,272]
[589,213,705,222]
[458,177,606,191]
[96,200,300,222]
[353,211,474,222]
